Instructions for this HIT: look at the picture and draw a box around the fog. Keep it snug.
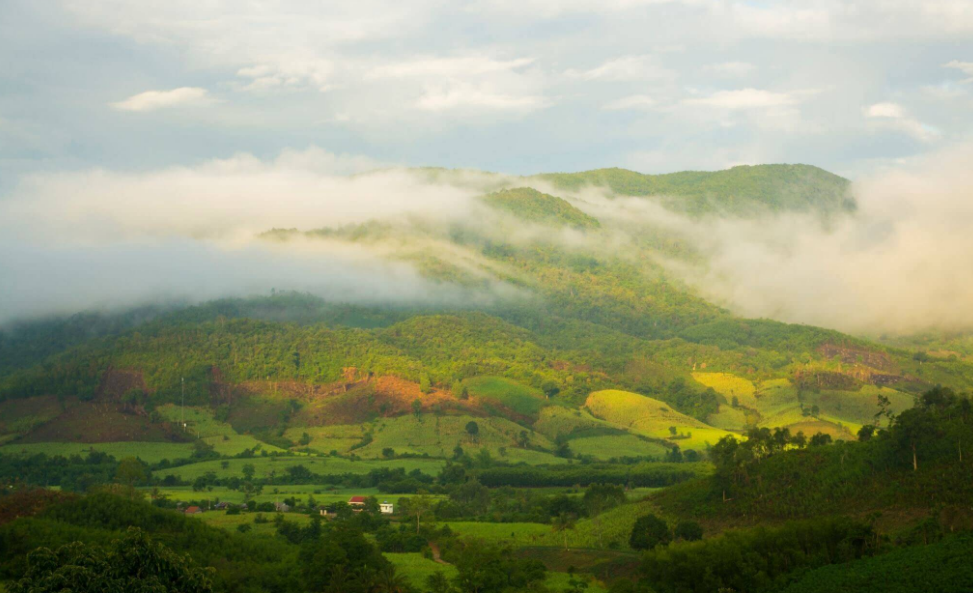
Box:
[0,148,516,325]
[3,144,973,337]
[571,143,973,336]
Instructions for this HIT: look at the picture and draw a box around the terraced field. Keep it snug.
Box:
[569,434,668,460]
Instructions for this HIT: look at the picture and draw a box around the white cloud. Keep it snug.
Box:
[684,88,797,109]
[236,58,334,92]
[416,85,548,112]
[602,95,657,110]
[111,87,211,112]
[705,61,756,77]
[944,60,973,82]
[368,56,535,79]
[863,102,940,142]
[564,55,674,81]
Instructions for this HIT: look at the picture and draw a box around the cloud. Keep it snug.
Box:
[863,101,940,142]
[705,61,756,78]
[943,60,973,82]
[111,87,211,111]
[683,88,798,109]
[416,85,548,112]
[602,95,657,110]
[367,56,536,79]
[564,55,674,81]
[0,147,474,242]
[0,147,522,323]
[646,142,973,335]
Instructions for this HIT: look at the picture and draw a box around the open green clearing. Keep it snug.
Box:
[0,441,195,464]
[151,455,447,480]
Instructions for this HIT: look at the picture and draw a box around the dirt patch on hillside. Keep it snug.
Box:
[96,368,149,400]
[817,344,897,372]
[17,400,176,443]
[786,419,856,441]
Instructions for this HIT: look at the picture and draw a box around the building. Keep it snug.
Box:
[184,506,203,515]
[379,501,394,514]
[274,501,290,512]
[348,496,367,511]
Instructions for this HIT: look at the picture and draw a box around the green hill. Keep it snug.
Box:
[481,187,600,230]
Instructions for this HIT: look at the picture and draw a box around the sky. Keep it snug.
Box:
[2,0,973,189]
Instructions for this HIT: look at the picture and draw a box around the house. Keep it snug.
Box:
[379,501,394,514]
[184,506,203,515]
[348,496,367,511]
[213,502,230,511]
[274,501,290,512]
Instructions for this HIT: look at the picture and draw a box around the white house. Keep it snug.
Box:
[379,501,394,514]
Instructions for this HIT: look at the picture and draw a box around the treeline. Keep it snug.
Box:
[657,386,973,521]
[476,462,708,488]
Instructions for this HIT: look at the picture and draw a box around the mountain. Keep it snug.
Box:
[2,163,963,462]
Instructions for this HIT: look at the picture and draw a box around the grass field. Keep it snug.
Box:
[0,441,195,463]
[546,571,608,593]
[386,553,457,589]
[568,434,667,460]
[706,404,749,431]
[441,521,552,545]
[283,425,365,453]
[156,405,287,456]
[532,407,625,441]
[150,455,447,481]
[585,390,734,449]
[531,498,665,550]
[145,485,406,506]
[464,376,548,419]
[188,509,315,536]
[345,413,559,462]
[692,372,757,408]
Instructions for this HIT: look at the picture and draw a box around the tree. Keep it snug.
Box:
[427,570,455,593]
[300,432,312,446]
[629,514,670,550]
[412,398,423,419]
[552,513,577,549]
[542,381,561,398]
[374,565,409,593]
[809,433,832,447]
[402,492,435,533]
[465,421,480,443]
[858,424,876,442]
[115,457,146,489]
[382,447,396,459]
[674,520,703,541]
[11,527,213,593]
[242,463,256,481]
[669,426,678,437]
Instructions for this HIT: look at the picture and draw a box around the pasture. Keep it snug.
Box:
[586,390,734,449]
[150,455,446,481]
[692,372,757,408]
[0,441,195,464]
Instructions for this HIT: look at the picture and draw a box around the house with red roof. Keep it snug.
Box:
[348,496,367,511]
[184,506,203,515]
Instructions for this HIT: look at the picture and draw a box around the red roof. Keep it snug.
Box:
[348,496,367,504]
[185,506,202,514]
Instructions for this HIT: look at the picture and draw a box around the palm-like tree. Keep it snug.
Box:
[426,570,454,593]
[552,513,577,550]
[374,565,409,593]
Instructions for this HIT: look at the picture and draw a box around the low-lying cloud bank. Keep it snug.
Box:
[3,144,973,336]
[667,143,973,335]
[0,148,511,325]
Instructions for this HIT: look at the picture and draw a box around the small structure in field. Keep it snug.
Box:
[184,506,203,515]
[348,496,367,511]
[379,501,394,514]
[274,501,290,512]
